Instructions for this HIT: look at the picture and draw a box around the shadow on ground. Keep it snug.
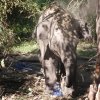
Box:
[0,52,96,100]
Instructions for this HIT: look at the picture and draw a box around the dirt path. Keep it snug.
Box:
[0,53,96,100]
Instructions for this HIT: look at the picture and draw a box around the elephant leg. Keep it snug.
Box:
[60,51,77,96]
[44,46,57,89]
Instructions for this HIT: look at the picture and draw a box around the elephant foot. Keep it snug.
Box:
[62,87,74,98]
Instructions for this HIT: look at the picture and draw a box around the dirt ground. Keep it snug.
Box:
[0,52,96,100]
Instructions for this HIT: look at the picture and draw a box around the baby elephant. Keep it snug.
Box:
[34,3,91,96]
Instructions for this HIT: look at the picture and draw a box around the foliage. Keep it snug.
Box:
[0,22,14,54]
[86,14,96,39]
[11,40,38,54]
[2,0,41,40]
[0,0,53,54]
[77,41,96,57]
[0,0,97,55]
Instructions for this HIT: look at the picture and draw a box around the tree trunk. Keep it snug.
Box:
[96,0,100,51]
[95,0,100,85]
[88,1,100,100]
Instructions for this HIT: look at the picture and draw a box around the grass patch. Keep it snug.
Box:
[77,41,97,57]
[11,40,97,57]
[77,50,96,57]
[11,40,39,54]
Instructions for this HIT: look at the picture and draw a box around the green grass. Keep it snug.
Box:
[11,40,97,58]
[77,50,96,57]
[77,41,97,57]
[11,40,39,54]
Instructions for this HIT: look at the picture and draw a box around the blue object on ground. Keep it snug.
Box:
[14,61,32,71]
[52,82,63,96]
[14,61,25,70]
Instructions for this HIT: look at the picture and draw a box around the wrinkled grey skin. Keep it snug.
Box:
[34,3,91,96]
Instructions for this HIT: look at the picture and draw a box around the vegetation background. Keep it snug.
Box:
[0,0,98,99]
[0,0,97,55]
